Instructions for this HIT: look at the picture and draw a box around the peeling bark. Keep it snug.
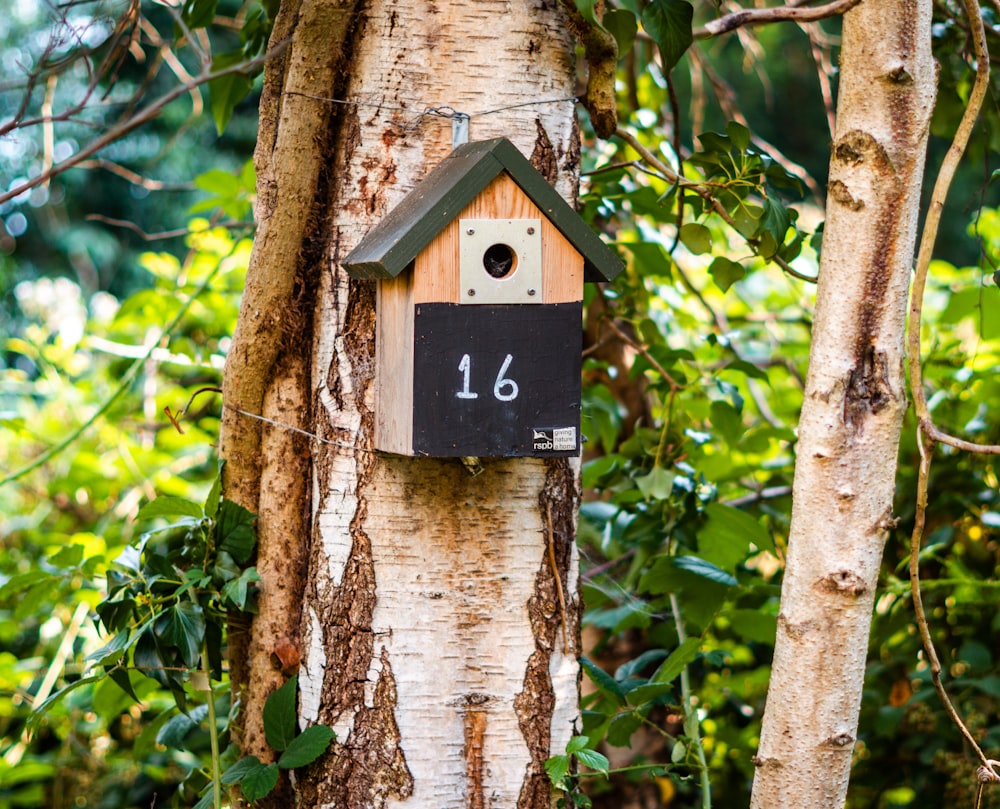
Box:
[220,1,361,788]
[750,0,936,806]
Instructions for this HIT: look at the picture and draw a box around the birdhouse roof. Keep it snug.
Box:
[341,137,622,283]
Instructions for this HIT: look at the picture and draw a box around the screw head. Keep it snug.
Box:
[467,288,476,296]
[467,228,475,235]
[527,288,536,296]
[527,227,535,235]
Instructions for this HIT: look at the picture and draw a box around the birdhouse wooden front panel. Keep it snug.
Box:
[341,138,623,459]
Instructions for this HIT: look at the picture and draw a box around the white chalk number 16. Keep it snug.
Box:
[456,353,519,402]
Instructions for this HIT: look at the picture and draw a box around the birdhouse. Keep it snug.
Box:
[342,137,622,458]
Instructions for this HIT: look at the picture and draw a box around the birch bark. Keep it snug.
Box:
[750,0,936,805]
[223,2,585,807]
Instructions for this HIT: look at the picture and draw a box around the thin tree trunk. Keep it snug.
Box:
[224,1,584,807]
[750,0,935,806]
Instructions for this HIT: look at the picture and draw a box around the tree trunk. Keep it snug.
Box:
[750,0,935,806]
[222,1,584,807]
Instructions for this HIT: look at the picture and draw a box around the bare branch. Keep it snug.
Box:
[139,15,204,117]
[907,0,999,454]
[906,0,1000,787]
[86,214,253,240]
[908,438,997,773]
[800,21,838,140]
[695,0,865,39]
[0,46,279,207]
[76,159,194,191]
[602,317,684,392]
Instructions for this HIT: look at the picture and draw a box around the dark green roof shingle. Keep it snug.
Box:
[341,138,622,283]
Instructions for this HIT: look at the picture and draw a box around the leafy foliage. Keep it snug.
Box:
[0,182,252,805]
[0,0,999,808]
[222,676,335,803]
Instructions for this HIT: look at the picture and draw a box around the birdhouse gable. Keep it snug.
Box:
[340,137,622,285]
[412,173,582,305]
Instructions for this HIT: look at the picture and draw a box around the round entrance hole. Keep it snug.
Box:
[482,243,517,279]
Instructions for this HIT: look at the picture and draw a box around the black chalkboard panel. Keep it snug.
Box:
[412,303,582,457]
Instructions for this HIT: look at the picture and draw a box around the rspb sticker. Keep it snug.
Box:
[532,427,577,453]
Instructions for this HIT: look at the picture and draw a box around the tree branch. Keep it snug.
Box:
[557,0,618,138]
[695,0,864,39]
[907,0,999,455]
[0,47,279,207]
[908,438,999,776]
[906,0,1000,786]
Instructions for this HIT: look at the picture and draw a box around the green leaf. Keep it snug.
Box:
[634,466,676,501]
[605,9,638,55]
[709,400,744,448]
[760,197,792,248]
[222,566,261,611]
[204,466,223,518]
[732,204,763,238]
[576,748,611,773]
[720,359,770,382]
[192,792,215,809]
[106,667,142,704]
[625,681,676,706]
[672,555,739,586]
[0,570,51,600]
[209,52,254,135]
[156,705,207,748]
[581,657,627,705]
[607,712,643,746]
[651,637,700,684]
[700,501,774,561]
[671,740,687,764]
[574,0,603,26]
[263,676,298,752]
[137,496,204,521]
[729,609,778,644]
[616,649,669,680]
[155,602,206,669]
[242,761,280,802]
[726,121,751,152]
[708,257,745,292]
[28,674,104,731]
[183,0,219,29]
[621,241,673,278]
[566,735,590,754]
[679,222,712,255]
[194,169,243,198]
[641,0,694,73]
[970,675,1000,698]
[277,724,335,769]
[545,754,570,787]
[216,499,257,563]
[15,581,52,621]
[222,756,265,785]
[84,629,135,666]
[48,544,84,568]
[637,555,690,595]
